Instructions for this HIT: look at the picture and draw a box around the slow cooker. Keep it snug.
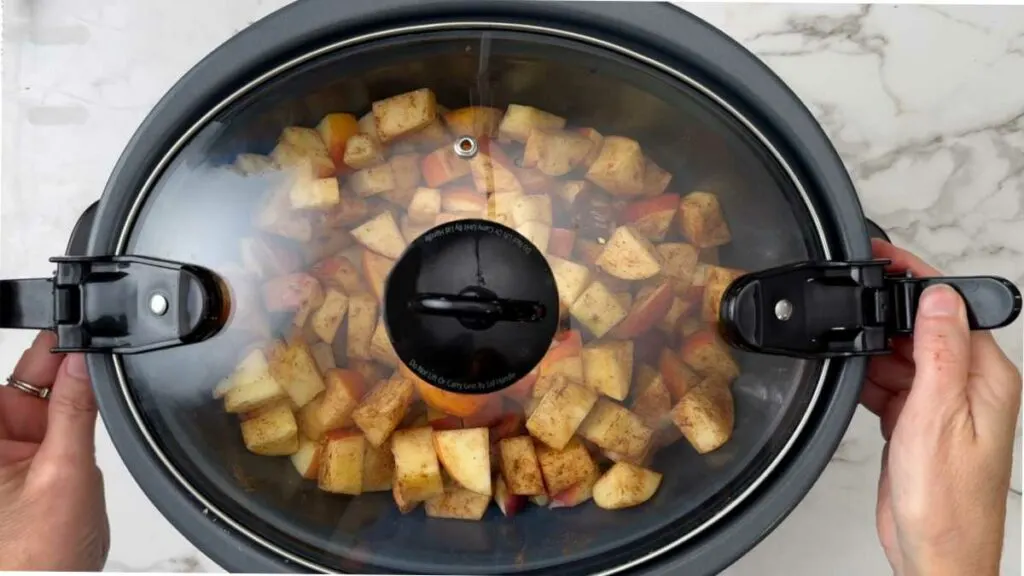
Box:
[0,1,1019,574]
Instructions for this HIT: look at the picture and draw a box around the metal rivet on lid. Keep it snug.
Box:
[149,293,169,316]
[453,136,478,159]
[774,299,793,321]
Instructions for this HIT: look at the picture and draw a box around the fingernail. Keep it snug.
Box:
[919,284,962,318]
[65,354,89,380]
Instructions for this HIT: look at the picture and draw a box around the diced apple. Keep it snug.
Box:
[372,88,438,143]
[596,226,662,280]
[576,127,604,168]
[581,340,633,401]
[391,426,445,502]
[574,239,604,267]
[612,281,675,339]
[223,349,288,414]
[270,343,327,408]
[631,365,673,430]
[389,152,423,192]
[233,153,276,176]
[592,462,662,509]
[263,273,322,313]
[522,129,593,176]
[680,329,740,382]
[621,193,679,241]
[515,220,551,253]
[317,113,360,165]
[434,428,492,496]
[342,292,376,361]
[351,211,406,259]
[421,145,471,188]
[498,436,546,496]
[351,164,396,197]
[547,255,591,306]
[585,136,645,197]
[556,180,589,205]
[444,106,503,139]
[678,191,731,248]
[343,133,384,170]
[671,377,734,454]
[641,158,673,197]
[427,406,464,431]
[424,484,491,521]
[659,348,702,402]
[494,476,528,517]
[549,467,600,509]
[400,214,433,244]
[657,296,693,335]
[441,187,487,213]
[318,431,366,494]
[310,256,367,295]
[311,289,349,343]
[352,378,414,448]
[241,402,299,456]
[362,439,396,492]
[569,281,628,339]
[577,398,653,462]
[290,437,323,480]
[535,437,597,496]
[357,250,393,305]
[511,194,553,227]
[657,242,701,294]
[408,187,443,224]
[272,126,335,178]
[348,360,389,392]
[400,117,449,148]
[470,153,523,195]
[526,378,598,450]
[701,265,744,323]
[369,318,400,368]
[680,317,702,339]
[498,104,566,143]
[548,228,576,259]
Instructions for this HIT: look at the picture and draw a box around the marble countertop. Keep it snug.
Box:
[1,1,1020,574]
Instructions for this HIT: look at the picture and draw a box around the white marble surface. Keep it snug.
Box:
[0,1,1021,574]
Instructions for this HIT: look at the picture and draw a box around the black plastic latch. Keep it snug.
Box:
[0,255,227,354]
[718,260,1022,359]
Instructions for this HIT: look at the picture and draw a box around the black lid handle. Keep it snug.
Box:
[410,287,546,331]
[0,255,227,354]
[719,260,1022,358]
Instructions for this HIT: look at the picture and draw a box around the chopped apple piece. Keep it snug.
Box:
[401,118,449,148]
[498,436,546,496]
[391,426,445,502]
[346,293,378,361]
[659,348,702,402]
[621,193,679,241]
[310,256,367,295]
[317,113,360,165]
[318,431,366,494]
[494,476,528,517]
[679,191,732,247]
[372,88,438,143]
[576,127,604,168]
[657,242,701,294]
[535,437,597,496]
[233,153,276,176]
[408,187,443,224]
[272,126,335,178]
[290,437,323,480]
[657,296,693,335]
[424,484,491,521]
[444,106,503,139]
[348,360,390,392]
[400,214,434,244]
[547,255,591,306]
[350,164,396,197]
[421,145,471,188]
[569,281,628,339]
[389,152,423,191]
[362,439,396,492]
[641,159,673,197]
[498,104,567,143]
[585,136,645,197]
[522,129,593,176]
[701,265,745,323]
[370,318,400,368]
[578,398,653,462]
[269,343,326,408]
[427,406,463,431]
[556,180,589,205]
[441,187,487,213]
[241,402,299,456]
[343,133,384,170]
[596,226,662,280]
[311,289,349,343]
[581,340,633,401]
[263,273,322,313]
[592,462,662,509]
[352,378,414,448]
[223,349,288,414]
[526,378,598,450]
[671,377,734,454]
[612,281,675,339]
[510,194,553,227]
[680,329,740,382]
[631,365,673,430]
[549,466,600,509]
[360,250,394,304]
[548,228,576,259]
[351,211,406,259]
[515,220,551,253]
[434,428,492,496]
[470,153,523,195]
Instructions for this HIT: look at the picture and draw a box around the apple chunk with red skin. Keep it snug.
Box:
[611,281,675,339]
[494,476,528,517]
[433,427,492,496]
[621,193,679,242]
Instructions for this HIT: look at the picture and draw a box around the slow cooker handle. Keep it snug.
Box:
[0,255,227,354]
[718,260,1022,358]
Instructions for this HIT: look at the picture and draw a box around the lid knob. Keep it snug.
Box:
[384,220,558,394]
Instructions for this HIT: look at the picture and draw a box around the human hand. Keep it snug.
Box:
[0,331,109,570]
[861,239,1021,576]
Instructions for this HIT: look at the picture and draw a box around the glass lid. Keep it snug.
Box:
[118,27,828,574]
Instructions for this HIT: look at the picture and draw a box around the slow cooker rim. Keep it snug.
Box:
[85,2,869,574]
